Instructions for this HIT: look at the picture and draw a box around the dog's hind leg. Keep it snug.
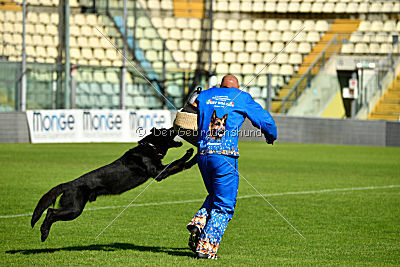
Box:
[40,188,88,242]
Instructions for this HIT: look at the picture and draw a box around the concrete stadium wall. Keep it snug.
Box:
[0,112,399,146]
[0,112,30,143]
[239,115,400,147]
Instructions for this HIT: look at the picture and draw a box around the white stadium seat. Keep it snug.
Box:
[256,31,269,41]
[258,42,271,53]
[239,19,252,31]
[299,2,311,13]
[288,2,300,13]
[245,41,258,52]
[232,41,245,52]
[354,43,368,54]
[237,52,249,63]
[264,1,276,13]
[252,19,264,31]
[322,3,334,13]
[224,52,237,63]
[289,53,302,65]
[276,2,288,13]
[334,3,346,13]
[250,52,263,64]
[265,20,277,31]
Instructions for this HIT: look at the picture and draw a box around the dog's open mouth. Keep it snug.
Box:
[212,129,225,138]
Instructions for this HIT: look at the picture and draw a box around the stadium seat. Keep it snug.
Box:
[237,52,249,63]
[214,19,226,30]
[212,52,223,63]
[286,42,298,53]
[280,64,294,75]
[369,43,380,54]
[216,63,229,74]
[289,53,302,65]
[298,42,311,54]
[258,42,271,53]
[264,1,276,13]
[371,21,383,32]
[358,3,369,13]
[229,1,240,12]
[267,64,280,75]
[299,2,311,13]
[354,43,369,54]
[265,20,277,31]
[250,52,263,64]
[271,42,284,53]
[278,20,290,31]
[263,53,275,63]
[380,43,393,54]
[350,34,363,43]
[311,3,323,13]
[232,41,245,52]
[257,31,269,41]
[334,2,346,13]
[303,20,315,31]
[383,21,396,32]
[270,31,282,42]
[245,30,257,41]
[241,63,254,74]
[253,19,264,31]
[229,63,241,74]
[346,2,358,13]
[252,1,264,12]
[232,30,244,40]
[226,19,239,30]
[288,2,300,13]
[322,3,334,13]
[276,53,288,64]
[276,2,288,13]
[245,41,258,53]
[307,31,320,43]
[315,20,329,32]
[370,2,382,13]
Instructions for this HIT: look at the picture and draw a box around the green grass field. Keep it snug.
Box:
[0,142,399,265]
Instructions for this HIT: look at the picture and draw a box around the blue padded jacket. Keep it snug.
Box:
[196,86,277,157]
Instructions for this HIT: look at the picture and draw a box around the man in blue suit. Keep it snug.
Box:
[187,74,277,259]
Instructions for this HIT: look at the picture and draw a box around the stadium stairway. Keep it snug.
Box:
[0,0,21,11]
[271,19,361,113]
[368,73,400,121]
[173,0,203,18]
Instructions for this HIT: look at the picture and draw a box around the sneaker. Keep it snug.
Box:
[196,251,218,260]
[187,225,200,253]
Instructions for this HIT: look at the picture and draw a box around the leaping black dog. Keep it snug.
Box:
[31,127,197,242]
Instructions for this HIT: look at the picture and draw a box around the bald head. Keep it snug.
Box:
[220,74,239,88]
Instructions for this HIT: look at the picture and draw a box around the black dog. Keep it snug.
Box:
[31,128,197,242]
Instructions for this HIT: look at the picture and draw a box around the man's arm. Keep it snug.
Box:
[244,93,277,144]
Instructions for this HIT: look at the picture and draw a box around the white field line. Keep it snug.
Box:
[2,184,399,219]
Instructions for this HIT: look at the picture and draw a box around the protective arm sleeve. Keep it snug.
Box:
[245,93,278,144]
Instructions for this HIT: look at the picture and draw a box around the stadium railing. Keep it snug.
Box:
[281,35,341,113]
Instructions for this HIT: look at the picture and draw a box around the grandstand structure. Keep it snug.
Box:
[0,0,399,120]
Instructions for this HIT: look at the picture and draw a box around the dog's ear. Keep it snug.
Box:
[222,114,228,123]
[211,110,216,122]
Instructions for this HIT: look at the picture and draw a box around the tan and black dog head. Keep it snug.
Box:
[208,110,228,140]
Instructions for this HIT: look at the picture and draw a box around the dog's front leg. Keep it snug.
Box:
[184,154,197,169]
[155,148,194,181]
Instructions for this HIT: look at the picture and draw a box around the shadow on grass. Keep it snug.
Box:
[6,242,195,258]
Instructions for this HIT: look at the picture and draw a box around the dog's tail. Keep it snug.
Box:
[31,183,67,228]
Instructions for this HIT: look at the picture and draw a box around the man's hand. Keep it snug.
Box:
[264,132,276,145]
